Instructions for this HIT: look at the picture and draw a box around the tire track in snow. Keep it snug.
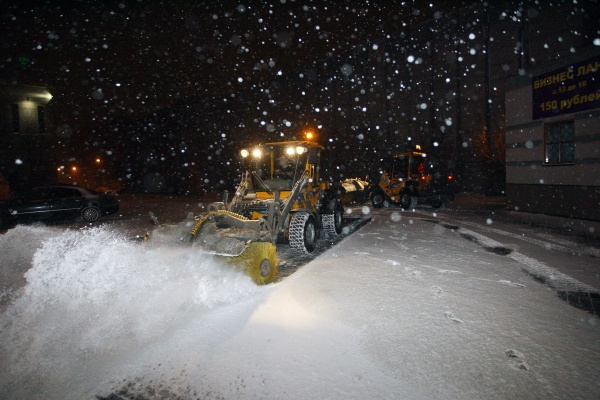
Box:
[438,223,600,315]
[458,220,600,258]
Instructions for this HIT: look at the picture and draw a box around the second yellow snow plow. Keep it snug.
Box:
[146,135,344,285]
[368,147,456,209]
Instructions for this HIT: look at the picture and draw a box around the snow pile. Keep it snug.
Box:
[0,225,261,398]
[0,225,57,307]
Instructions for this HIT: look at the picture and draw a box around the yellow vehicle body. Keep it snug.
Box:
[228,139,344,255]
[370,150,448,209]
[143,138,344,286]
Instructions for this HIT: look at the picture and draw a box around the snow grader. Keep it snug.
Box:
[368,147,455,209]
[147,136,344,285]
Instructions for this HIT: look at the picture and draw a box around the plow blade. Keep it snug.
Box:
[142,210,280,285]
[189,211,279,285]
[192,228,279,285]
[218,241,279,285]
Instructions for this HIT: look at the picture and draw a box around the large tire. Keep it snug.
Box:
[371,191,385,208]
[399,193,412,210]
[81,206,101,222]
[410,197,418,209]
[289,212,317,254]
[322,203,343,238]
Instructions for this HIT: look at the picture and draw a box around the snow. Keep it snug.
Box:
[1,205,599,399]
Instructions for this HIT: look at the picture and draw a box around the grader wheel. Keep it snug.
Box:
[400,193,414,210]
[289,212,317,254]
[371,191,385,208]
[322,203,343,238]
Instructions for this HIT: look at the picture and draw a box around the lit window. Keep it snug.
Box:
[544,121,574,165]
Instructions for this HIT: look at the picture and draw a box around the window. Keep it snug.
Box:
[38,106,46,134]
[50,187,81,198]
[11,104,20,133]
[544,120,574,165]
[25,188,50,200]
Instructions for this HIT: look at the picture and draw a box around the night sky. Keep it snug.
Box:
[1,0,470,133]
[2,0,487,193]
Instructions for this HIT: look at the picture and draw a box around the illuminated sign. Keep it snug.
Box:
[532,54,600,120]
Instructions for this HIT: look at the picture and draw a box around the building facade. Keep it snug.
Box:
[505,47,600,220]
[0,84,55,192]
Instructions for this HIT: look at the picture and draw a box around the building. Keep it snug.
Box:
[0,84,55,192]
[505,47,600,221]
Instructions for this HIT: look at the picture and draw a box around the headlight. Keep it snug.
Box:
[295,146,307,155]
[252,148,262,158]
[285,147,296,155]
[240,149,249,158]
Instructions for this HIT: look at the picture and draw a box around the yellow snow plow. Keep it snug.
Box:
[368,145,456,209]
[145,135,343,285]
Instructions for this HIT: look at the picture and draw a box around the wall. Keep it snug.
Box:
[505,47,600,220]
[0,84,55,192]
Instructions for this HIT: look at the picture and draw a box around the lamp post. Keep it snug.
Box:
[71,165,78,183]
[95,158,101,187]
[95,157,104,187]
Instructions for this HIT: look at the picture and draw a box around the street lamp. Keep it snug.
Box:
[95,157,104,186]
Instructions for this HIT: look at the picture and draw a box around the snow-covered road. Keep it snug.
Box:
[1,202,599,399]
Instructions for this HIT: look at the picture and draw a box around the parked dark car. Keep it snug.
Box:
[0,185,119,229]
